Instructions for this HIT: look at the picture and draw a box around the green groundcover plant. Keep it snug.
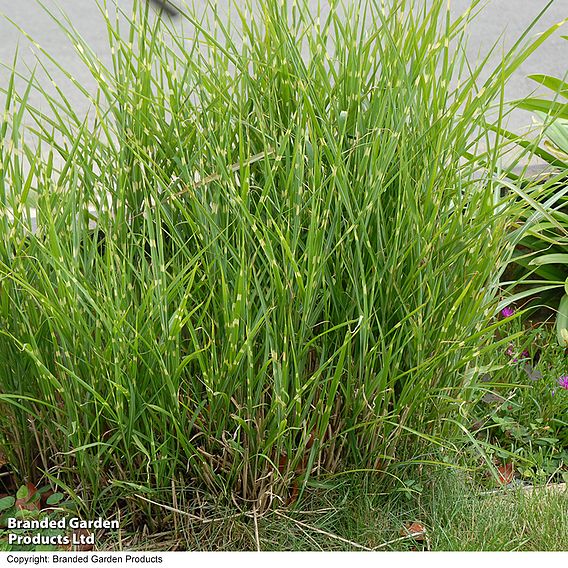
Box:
[464,315,568,485]
[0,0,563,524]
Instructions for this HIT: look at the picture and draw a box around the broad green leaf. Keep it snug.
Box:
[528,74,568,99]
[546,119,568,156]
[0,496,15,511]
[529,253,568,266]
[515,98,568,119]
[46,493,65,506]
[16,486,28,501]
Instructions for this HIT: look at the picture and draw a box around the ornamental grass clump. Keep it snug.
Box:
[0,0,560,518]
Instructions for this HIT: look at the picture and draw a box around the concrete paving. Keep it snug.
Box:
[0,0,566,133]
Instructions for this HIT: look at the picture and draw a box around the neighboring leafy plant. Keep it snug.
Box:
[499,35,568,343]
[518,32,568,164]
[0,483,68,551]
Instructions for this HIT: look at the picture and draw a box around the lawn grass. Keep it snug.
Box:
[99,466,567,551]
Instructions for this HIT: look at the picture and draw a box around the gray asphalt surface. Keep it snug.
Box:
[0,0,566,134]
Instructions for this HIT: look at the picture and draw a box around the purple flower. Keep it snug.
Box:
[521,350,530,359]
[501,306,515,318]
[505,344,515,357]
[557,376,568,390]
